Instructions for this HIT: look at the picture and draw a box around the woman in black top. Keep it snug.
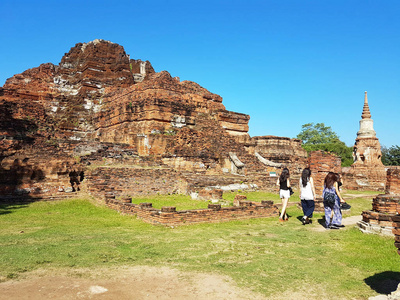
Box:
[276,167,291,222]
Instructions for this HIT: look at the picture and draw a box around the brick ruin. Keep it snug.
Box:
[358,169,400,237]
[105,193,279,226]
[0,39,307,207]
[308,150,342,212]
[0,40,393,226]
[389,168,400,255]
[342,92,386,191]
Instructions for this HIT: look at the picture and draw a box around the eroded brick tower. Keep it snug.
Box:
[344,92,386,191]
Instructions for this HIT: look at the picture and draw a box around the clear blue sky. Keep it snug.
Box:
[1,0,399,147]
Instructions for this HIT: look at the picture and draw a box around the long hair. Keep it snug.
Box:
[334,173,341,183]
[324,172,336,189]
[279,167,290,184]
[301,168,311,187]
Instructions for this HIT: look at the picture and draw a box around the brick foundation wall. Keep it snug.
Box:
[105,197,279,226]
[393,215,400,255]
[359,194,400,236]
[371,194,399,214]
[86,167,182,199]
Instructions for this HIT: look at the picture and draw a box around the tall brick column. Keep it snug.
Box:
[308,150,341,212]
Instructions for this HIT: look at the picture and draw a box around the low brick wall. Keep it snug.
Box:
[358,194,400,236]
[86,167,182,199]
[393,194,400,256]
[198,189,223,200]
[371,194,399,214]
[392,215,400,255]
[105,197,279,226]
[358,168,400,238]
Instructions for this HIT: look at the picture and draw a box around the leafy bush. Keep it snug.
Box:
[381,145,400,166]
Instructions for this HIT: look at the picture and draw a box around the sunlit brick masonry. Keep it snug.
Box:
[104,194,279,226]
[0,39,396,232]
[390,169,400,255]
[358,169,400,237]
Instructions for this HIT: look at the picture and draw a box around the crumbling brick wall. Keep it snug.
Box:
[308,150,341,198]
[105,197,279,226]
[86,167,183,198]
[386,168,400,195]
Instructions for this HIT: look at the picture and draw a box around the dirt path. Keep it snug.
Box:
[311,214,362,232]
[0,266,267,300]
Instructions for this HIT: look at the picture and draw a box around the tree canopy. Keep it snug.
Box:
[296,123,339,144]
[296,123,354,167]
[381,145,400,166]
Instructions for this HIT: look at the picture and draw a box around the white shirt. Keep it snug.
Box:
[300,178,314,200]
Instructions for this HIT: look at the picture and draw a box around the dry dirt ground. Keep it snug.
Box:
[0,266,269,300]
[0,215,363,300]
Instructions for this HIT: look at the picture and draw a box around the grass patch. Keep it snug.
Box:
[0,193,399,298]
[223,190,282,203]
[129,194,211,210]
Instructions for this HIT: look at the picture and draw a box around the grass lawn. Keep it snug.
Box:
[0,190,399,299]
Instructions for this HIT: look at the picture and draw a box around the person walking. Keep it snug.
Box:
[277,167,291,222]
[323,172,345,229]
[299,168,316,225]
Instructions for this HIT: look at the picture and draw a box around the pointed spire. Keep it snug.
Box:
[361,91,371,119]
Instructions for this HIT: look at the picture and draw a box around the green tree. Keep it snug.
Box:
[297,123,339,144]
[296,123,354,167]
[381,145,400,166]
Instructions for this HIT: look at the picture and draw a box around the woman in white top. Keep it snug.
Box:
[298,168,316,225]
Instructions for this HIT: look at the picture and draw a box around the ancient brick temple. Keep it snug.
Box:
[343,92,386,191]
[358,169,400,236]
[0,39,307,200]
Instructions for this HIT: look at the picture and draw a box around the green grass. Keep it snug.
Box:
[0,193,399,299]
[223,190,282,203]
[129,194,211,210]
[129,190,284,210]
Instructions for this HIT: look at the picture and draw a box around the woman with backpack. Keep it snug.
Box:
[323,172,345,229]
[276,167,291,222]
[299,168,316,225]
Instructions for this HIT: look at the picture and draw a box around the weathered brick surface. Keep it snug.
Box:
[105,198,279,226]
[359,168,400,239]
[308,150,341,211]
[371,194,400,214]
[86,167,181,198]
[198,189,223,200]
[393,215,400,253]
[0,39,357,208]
[251,136,307,165]
[359,194,400,237]
[234,194,248,206]
[386,168,400,195]
[343,138,386,191]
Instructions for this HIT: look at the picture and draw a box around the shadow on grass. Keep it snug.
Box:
[364,271,400,295]
[0,203,29,215]
[296,216,304,224]
[317,217,327,228]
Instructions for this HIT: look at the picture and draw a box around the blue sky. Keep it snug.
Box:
[1,0,399,147]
